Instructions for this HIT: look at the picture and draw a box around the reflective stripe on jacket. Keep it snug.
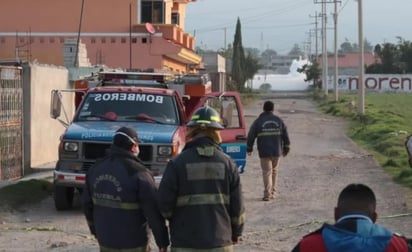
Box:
[158,137,245,250]
[82,145,169,250]
[247,111,290,158]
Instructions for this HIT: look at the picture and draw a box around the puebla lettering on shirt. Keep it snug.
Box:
[93,192,121,202]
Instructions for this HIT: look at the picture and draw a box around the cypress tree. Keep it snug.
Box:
[231,17,246,92]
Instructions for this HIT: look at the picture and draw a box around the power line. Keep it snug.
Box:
[244,22,315,30]
[188,0,313,33]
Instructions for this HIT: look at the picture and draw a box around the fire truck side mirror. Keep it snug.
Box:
[50,90,62,119]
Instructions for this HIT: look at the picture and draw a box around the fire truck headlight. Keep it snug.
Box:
[158,146,172,156]
[64,142,79,152]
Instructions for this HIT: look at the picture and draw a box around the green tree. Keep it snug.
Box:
[367,42,399,73]
[243,53,261,90]
[231,17,246,92]
[397,38,412,73]
[364,38,374,53]
[288,44,303,56]
[339,38,373,53]
[339,38,354,53]
[368,39,412,74]
[244,47,260,59]
[297,61,321,89]
[260,49,277,69]
[219,44,233,60]
[259,83,271,92]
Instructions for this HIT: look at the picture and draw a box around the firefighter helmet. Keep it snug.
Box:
[187,106,224,129]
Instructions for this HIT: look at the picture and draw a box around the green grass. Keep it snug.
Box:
[0,179,53,210]
[314,91,412,190]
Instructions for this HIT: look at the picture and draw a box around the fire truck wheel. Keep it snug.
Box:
[53,185,74,211]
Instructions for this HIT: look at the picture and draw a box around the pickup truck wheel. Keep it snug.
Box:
[53,185,74,211]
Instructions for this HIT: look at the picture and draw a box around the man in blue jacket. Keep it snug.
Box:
[292,183,411,252]
[247,100,290,201]
[82,126,169,252]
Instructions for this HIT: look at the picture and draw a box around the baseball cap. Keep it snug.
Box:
[113,126,139,149]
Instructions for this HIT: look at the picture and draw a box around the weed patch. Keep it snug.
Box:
[0,179,53,210]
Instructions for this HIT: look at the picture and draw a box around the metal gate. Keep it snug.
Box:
[0,66,23,181]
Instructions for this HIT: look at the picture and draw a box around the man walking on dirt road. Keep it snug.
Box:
[291,183,412,251]
[247,100,290,201]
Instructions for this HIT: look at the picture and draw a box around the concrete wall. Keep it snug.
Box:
[25,64,74,169]
[200,52,226,91]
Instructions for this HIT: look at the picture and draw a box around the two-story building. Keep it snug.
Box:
[0,0,201,73]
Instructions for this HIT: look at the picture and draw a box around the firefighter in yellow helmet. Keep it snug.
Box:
[158,106,245,252]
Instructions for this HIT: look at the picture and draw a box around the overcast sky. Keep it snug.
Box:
[186,0,412,55]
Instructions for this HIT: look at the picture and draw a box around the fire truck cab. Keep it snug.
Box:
[50,71,247,210]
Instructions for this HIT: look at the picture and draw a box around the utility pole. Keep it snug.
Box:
[129,2,132,70]
[322,2,328,95]
[333,0,341,102]
[223,27,227,51]
[357,0,365,115]
[314,1,328,96]
[305,31,312,59]
[314,0,340,96]
[309,12,319,62]
[74,0,85,68]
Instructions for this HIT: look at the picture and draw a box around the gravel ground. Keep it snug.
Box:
[1,93,411,252]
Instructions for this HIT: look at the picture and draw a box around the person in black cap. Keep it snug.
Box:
[247,100,290,201]
[82,126,169,252]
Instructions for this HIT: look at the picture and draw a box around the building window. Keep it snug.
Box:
[49,37,55,43]
[40,37,45,43]
[19,37,25,43]
[131,38,137,43]
[141,0,164,24]
[111,37,116,43]
[121,37,126,43]
[60,37,65,43]
[171,12,179,25]
[101,37,106,43]
[0,37,5,43]
[91,38,96,44]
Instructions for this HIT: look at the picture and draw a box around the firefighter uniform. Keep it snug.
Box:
[292,215,411,252]
[82,127,169,251]
[247,110,290,158]
[247,101,290,200]
[158,106,245,252]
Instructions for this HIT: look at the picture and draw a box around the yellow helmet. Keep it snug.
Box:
[187,106,223,129]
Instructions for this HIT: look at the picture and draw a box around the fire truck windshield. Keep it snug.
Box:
[75,92,180,125]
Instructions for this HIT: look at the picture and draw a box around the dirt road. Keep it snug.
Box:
[1,93,411,252]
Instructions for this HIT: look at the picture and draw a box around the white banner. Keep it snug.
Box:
[328,75,412,92]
